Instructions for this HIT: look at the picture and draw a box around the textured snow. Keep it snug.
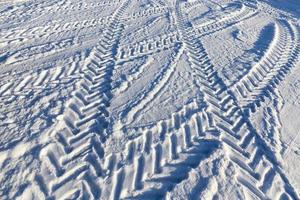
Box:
[0,0,300,199]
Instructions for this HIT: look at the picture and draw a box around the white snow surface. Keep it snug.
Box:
[0,0,300,199]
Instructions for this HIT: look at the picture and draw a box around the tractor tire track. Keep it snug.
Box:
[22,0,132,199]
[232,20,300,113]
[117,5,257,62]
[195,4,258,37]
[173,1,299,199]
[117,32,181,62]
[0,52,85,98]
[91,100,221,199]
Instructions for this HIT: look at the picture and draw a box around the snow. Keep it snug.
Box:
[0,0,300,199]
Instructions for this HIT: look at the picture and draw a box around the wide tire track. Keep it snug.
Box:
[174,1,299,199]
[117,4,257,62]
[97,100,221,199]
[23,0,132,199]
[231,20,300,114]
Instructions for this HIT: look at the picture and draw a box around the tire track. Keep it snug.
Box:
[45,0,122,14]
[195,4,258,37]
[192,3,245,27]
[117,32,181,61]
[223,22,276,87]
[2,1,299,199]
[261,88,285,160]
[0,17,111,44]
[4,37,77,65]
[182,0,204,11]
[122,6,169,22]
[0,31,104,74]
[97,100,220,199]
[173,1,299,199]
[117,5,257,62]
[72,1,298,199]
[0,7,168,48]
[22,0,131,199]
[0,52,85,98]
[0,0,68,29]
[231,20,300,113]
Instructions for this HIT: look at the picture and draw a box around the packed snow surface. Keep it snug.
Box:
[0,0,300,199]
